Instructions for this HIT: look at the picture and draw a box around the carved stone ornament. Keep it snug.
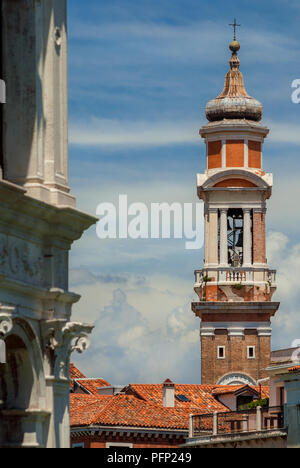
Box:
[42,320,94,380]
[0,310,14,338]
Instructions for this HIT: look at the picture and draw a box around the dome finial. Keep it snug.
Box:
[229,18,241,42]
[229,18,241,54]
[205,20,263,123]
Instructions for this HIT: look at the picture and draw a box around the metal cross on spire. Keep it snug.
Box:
[229,18,241,41]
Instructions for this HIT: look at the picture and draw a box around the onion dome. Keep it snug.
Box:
[206,41,263,122]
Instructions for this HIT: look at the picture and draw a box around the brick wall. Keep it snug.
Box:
[248,141,262,169]
[207,141,222,169]
[214,178,256,188]
[226,140,244,167]
[201,332,270,384]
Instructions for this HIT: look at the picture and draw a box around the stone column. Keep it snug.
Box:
[213,412,218,436]
[256,406,262,431]
[243,208,252,267]
[206,209,219,266]
[189,414,194,438]
[219,208,228,266]
[2,0,75,207]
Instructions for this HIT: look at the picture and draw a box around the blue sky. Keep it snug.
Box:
[68,0,300,384]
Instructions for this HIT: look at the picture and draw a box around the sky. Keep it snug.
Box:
[67,0,300,385]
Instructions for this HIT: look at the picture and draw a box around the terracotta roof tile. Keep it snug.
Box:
[75,378,110,395]
[70,394,113,426]
[70,382,270,431]
[70,363,86,381]
[211,385,269,398]
[70,383,228,430]
[211,385,246,396]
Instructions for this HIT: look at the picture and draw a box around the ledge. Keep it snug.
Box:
[192,301,280,318]
[182,428,287,447]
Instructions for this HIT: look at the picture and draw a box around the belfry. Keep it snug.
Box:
[192,35,280,386]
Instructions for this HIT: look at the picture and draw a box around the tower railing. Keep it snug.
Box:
[194,268,276,284]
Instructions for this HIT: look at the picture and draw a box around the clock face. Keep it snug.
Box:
[217,373,257,386]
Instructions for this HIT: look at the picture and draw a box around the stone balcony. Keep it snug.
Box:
[194,267,277,302]
[195,267,276,285]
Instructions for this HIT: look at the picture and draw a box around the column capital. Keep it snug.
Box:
[253,208,267,214]
[42,320,94,380]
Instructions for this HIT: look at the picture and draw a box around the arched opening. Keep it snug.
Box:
[0,334,35,411]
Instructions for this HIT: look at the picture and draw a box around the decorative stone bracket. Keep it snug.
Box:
[42,320,94,380]
[0,314,13,338]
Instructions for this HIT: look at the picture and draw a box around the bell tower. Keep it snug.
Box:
[192,37,280,386]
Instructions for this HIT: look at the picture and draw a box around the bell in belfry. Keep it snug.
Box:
[232,252,241,267]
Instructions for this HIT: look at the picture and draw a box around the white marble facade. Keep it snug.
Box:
[0,1,96,448]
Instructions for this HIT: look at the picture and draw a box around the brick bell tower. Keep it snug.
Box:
[192,36,280,386]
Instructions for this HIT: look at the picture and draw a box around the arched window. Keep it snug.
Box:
[0,334,35,411]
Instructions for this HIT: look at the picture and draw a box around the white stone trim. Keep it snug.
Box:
[205,134,265,142]
[222,140,226,168]
[217,346,226,359]
[219,208,228,266]
[244,138,249,168]
[200,327,215,337]
[257,328,272,337]
[201,322,271,330]
[217,373,257,386]
[247,346,256,359]
[228,327,245,337]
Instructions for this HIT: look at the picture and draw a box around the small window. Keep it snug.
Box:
[218,346,225,359]
[247,346,255,359]
[175,394,190,402]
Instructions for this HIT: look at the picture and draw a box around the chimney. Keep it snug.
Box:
[163,379,175,407]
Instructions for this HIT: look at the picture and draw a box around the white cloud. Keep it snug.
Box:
[70,117,300,148]
[70,20,300,66]
[71,273,200,384]
[267,232,300,349]
[70,232,300,384]
[266,121,300,145]
[69,117,200,147]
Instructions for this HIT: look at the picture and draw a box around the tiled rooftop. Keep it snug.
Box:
[70,364,110,394]
[70,363,86,381]
[211,385,269,398]
[70,371,270,431]
[69,364,271,431]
